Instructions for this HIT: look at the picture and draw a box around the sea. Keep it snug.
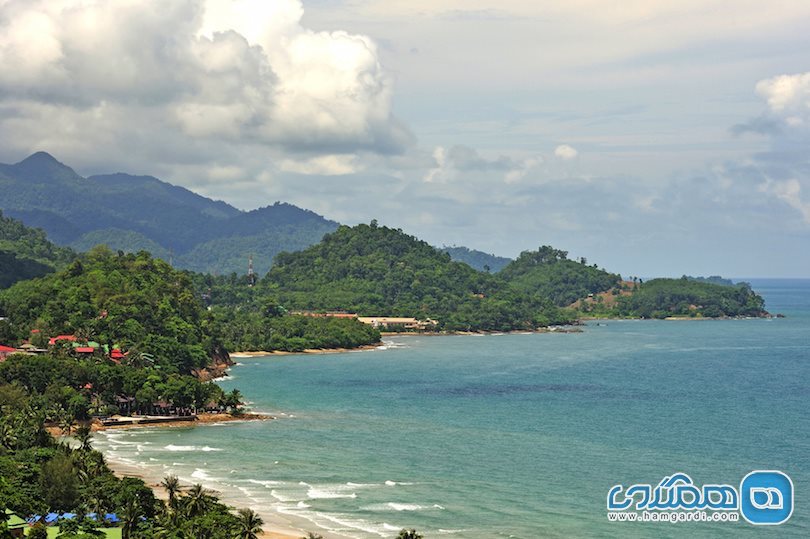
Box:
[94,279,810,538]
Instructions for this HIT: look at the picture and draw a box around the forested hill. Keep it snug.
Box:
[0,152,338,275]
[0,246,222,373]
[499,246,622,306]
[263,223,574,331]
[0,210,75,288]
[615,278,767,318]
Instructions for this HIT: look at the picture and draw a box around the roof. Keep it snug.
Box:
[0,345,16,352]
[110,349,126,359]
[49,335,77,345]
[75,347,96,353]
[4,509,26,528]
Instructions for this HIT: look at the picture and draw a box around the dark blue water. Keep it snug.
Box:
[95,279,810,538]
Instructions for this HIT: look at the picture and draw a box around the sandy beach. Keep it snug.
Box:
[102,433,319,539]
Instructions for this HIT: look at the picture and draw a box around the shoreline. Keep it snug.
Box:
[230,342,385,357]
[103,454,310,539]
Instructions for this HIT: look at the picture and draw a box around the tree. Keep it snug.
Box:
[74,423,93,451]
[121,495,142,539]
[29,523,48,539]
[397,530,423,539]
[236,508,263,539]
[39,453,79,510]
[160,475,181,510]
[184,484,211,518]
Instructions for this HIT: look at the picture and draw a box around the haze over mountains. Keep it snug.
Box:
[0,152,510,275]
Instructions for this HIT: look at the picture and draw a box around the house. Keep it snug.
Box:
[357,317,438,331]
[49,335,77,346]
[0,344,16,361]
[4,509,26,537]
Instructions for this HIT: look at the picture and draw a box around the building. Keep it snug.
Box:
[357,317,438,331]
[0,344,16,361]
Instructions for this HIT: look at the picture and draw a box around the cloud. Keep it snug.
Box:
[554,144,578,160]
[0,0,411,164]
[760,178,810,224]
[755,72,810,118]
[423,145,541,184]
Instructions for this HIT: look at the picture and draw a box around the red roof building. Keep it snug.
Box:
[0,345,16,361]
[74,347,95,354]
[49,335,78,346]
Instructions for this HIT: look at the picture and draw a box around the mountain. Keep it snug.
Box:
[442,246,511,272]
[263,223,573,331]
[0,209,75,288]
[0,152,338,274]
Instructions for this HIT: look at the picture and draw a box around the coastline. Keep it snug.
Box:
[230,342,385,357]
[103,455,308,539]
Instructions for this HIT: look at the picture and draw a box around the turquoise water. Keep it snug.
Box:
[95,279,810,538]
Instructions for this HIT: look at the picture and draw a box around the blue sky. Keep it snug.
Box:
[0,0,809,276]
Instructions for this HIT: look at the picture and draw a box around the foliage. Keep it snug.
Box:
[614,278,767,318]
[682,275,736,286]
[441,246,511,273]
[0,210,75,288]
[397,530,423,539]
[0,386,257,538]
[499,246,622,307]
[209,307,380,352]
[0,246,217,372]
[263,223,574,331]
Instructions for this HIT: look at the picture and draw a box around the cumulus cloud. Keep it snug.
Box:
[554,144,578,160]
[756,72,810,120]
[0,0,411,166]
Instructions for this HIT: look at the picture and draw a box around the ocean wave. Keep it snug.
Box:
[270,490,300,502]
[300,482,358,499]
[246,479,285,487]
[164,444,222,452]
[361,503,429,512]
[307,488,357,500]
[190,468,215,481]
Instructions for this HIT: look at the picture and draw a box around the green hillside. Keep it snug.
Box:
[615,278,767,318]
[263,222,573,331]
[0,210,75,288]
[499,246,622,306]
[0,246,220,373]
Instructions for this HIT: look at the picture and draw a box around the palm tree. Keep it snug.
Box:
[58,411,74,437]
[302,533,323,539]
[161,474,181,510]
[121,496,142,539]
[397,530,423,539]
[236,508,263,539]
[74,423,93,451]
[184,484,211,518]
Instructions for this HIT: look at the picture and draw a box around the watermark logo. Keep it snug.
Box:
[739,471,793,525]
[607,471,793,526]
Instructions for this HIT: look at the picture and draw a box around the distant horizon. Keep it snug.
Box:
[4,148,810,279]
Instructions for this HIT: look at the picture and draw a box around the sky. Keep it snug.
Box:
[1,0,809,277]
